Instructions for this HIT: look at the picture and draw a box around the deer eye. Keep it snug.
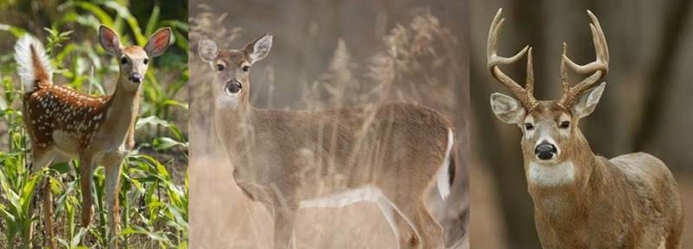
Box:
[217,64,225,71]
[525,123,534,130]
[242,65,250,72]
[143,58,149,65]
[120,57,128,64]
[559,121,570,129]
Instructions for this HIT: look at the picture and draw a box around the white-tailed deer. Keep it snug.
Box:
[198,35,457,249]
[15,26,172,248]
[487,9,683,248]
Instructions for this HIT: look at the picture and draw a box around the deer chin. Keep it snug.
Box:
[216,95,240,109]
[528,160,575,187]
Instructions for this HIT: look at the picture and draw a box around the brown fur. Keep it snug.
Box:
[487,9,683,248]
[522,102,683,249]
[18,26,171,249]
[203,35,456,249]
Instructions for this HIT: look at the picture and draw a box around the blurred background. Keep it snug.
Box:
[470,0,693,248]
[188,0,468,248]
[0,1,188,247]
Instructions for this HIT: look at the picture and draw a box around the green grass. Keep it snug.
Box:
[0,2,188,248]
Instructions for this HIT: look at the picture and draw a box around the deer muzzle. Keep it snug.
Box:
[535,141,557,161]
[225,80,242,95]
[129,72,143,84]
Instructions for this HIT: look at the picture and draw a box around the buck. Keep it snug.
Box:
[15,26,172,248]
[487,9,683,248]
[198,35,458,249]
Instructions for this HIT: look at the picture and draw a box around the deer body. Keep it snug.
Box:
[200,35,456,249]
[15,26,172,248]
[487,9,683,249]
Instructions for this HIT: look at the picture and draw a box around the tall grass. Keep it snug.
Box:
[0,2,188,248]
[189,5,463,248]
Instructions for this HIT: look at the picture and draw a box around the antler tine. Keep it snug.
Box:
[487,8,537,109]
[559,10,609,107]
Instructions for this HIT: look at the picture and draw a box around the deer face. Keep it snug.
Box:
[486,8,608,168]
[99,26,172,91]
[198,34,273,109]
[490,84,605,164]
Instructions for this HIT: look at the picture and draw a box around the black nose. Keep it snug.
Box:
[534,142,557,160]
[129,73,143,83]
[225,81,242,94]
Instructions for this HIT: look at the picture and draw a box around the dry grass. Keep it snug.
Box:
[189,4,467,249]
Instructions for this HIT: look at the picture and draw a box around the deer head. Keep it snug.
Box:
[99,26,172,92]
[487,9,609,172]
[197,33,273,110]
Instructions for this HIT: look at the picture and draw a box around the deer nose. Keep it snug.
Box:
[225,80,242,94]
[535,142,557,160]
[129,73,143,83]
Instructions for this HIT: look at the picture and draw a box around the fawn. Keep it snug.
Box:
[15,26,172,248]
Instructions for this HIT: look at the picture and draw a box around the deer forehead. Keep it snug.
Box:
[526,102,571,122]
[121,46,148,59]
[215,50,250,68]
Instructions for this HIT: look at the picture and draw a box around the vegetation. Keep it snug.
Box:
[0,1,188,248]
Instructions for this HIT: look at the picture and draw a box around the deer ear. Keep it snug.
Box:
[145,28,172,58]
[99,25,121,55]
[198,39,219,63]
[490,93,526,124]
[244,33,272,64]
[572,82,606,119]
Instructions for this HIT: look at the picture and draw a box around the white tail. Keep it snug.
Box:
[16,26,172,249]
[199,34,458,249]
[487,8,683,248]
[15,35,53,92]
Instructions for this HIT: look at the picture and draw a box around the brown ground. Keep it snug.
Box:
[190,153,395,249]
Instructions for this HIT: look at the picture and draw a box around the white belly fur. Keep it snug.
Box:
[299,185,382,208]
[52,130,80,155]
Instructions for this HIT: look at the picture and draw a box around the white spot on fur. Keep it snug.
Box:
[437,129,454,200]
[529,161,575,186]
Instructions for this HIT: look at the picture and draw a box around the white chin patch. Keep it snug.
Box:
[528,161,575,187]
[216,96,239,108]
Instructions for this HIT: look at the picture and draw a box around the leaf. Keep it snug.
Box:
[153,137,187,151]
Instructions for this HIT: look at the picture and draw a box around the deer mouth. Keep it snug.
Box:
[225,81,242,95]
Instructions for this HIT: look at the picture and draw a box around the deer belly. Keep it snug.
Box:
[299,185,383,208]
[52,130,81,155]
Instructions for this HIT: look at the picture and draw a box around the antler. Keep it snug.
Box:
[487,8,537,109]
[559,10,609,107]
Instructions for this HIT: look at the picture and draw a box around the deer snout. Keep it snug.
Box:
[225,80,243,95]
[129,72,143,83]
[535,142,557,160]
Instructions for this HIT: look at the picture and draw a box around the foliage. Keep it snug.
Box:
[0,2,188,248]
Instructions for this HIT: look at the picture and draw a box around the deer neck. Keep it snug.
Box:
[104,76,141,140]
[525,131,605,225]
[213,95,253,151]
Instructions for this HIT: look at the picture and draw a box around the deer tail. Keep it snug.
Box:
[437,128,455,200]
[15,35,53,93]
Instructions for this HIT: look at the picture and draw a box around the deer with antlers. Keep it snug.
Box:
[15,26,172,248]
[486,9,683,248]
[197,34,458,249]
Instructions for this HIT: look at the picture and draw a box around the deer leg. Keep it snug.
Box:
[103,152,125,249]
[272,204,298,249]
[29,147,57,249]
[78,154,97,228]
[386,196,444,249]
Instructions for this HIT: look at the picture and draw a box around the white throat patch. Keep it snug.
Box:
[528,161,575,186]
